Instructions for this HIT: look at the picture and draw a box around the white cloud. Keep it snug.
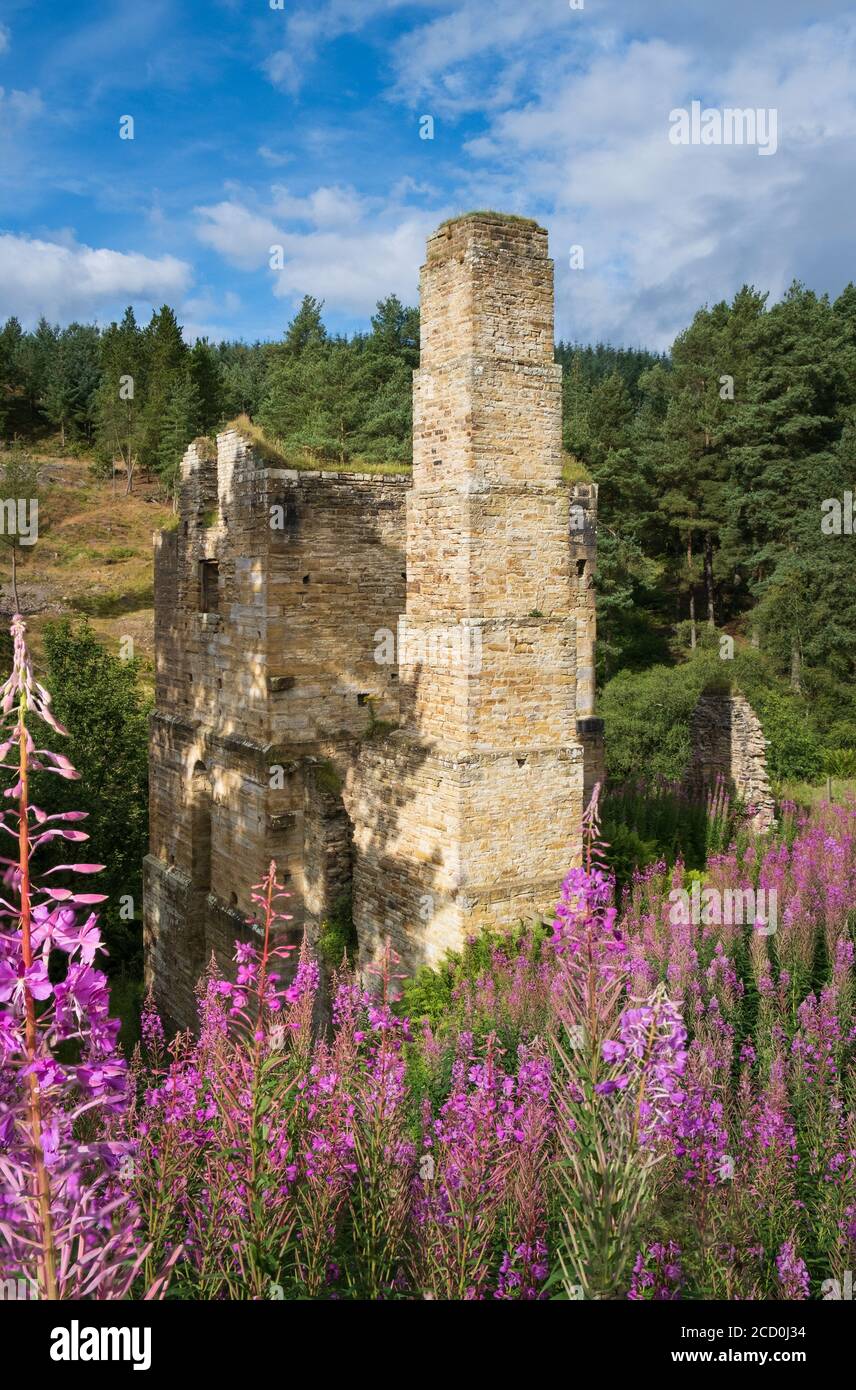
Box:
[271,215,435,314]
[258,144,293,167]
[0,233,192,325]
[0,24,10,55]
[271,183,368,229]
[195,184,441,316]
[195,201,283,271]
[181,288,242,342]
[449,18,856,347]
[0,86,44,126]
[388,0,569,115]
[253,1,856,348]
[263,0,443,93]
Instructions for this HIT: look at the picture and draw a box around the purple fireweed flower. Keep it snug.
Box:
[0,618,149,1300]
[776,1242,810,1300]
[597,989,688,1145]
[551,865,626,981]
[628,1242,684,1300]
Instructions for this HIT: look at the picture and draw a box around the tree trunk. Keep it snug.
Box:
[704,533,716,626]
[790,638,802,693]
[687,536,697,649]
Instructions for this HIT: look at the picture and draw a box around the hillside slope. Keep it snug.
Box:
[0,450,174,681]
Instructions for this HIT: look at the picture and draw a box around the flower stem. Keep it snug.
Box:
[18,695,59,1301]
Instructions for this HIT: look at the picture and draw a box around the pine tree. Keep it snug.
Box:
[139,305,188,477]
[369,295,419,367]
[353,296,419,461]
[724,283,856,682]
[0,317,24,436]
[282,296,327,357]
[219,342,271,419]
[95,307,147,494]
[158,371,202,503]
[18,317,58,421]
[189,339,223,433]
[42,323,101,447]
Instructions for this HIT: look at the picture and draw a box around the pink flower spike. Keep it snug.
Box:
[41,863,105,875]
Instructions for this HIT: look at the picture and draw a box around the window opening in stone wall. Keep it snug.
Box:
[190,761,212,892]
[200,559,220,614]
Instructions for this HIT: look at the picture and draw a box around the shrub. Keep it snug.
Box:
[600,655,720,783]
[316,891,357,969]
[754,689,824,784]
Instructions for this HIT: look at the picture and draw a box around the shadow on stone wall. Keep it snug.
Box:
[685,684,775,833]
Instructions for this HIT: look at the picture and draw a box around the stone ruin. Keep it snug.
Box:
[687,688,776,833]
[143,212,605,1029]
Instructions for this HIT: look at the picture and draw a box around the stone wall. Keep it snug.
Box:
[145,212,605,1027]
[569,481,605,803]
[144,435,408,1029]
[687,690,776,833]
[347,213,587,975]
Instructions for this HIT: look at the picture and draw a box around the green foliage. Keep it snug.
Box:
[282,295,327,357]
[35,618,150,973]
[218,341,271,419]
[260,294,417,467]
[43,323,101,445]
[600,780,739,894]
[157,372,203,499]
[316,893,357,970]
[0,445,42,551]
[93,307,147,485]
[600,654,720,783]
[600,822,661,893]
[753,689,823,784]
[398,923,548,1033]
[4,270,856,734]
[189,340,223,434]
[602,643,830,791]
[140,305,189,475]
[315,760,342,794]
[821,748,856,779]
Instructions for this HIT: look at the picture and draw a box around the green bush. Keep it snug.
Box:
[601,646,829,789]
[600,654,720,783]
[399,923,548,1030]
[33,618,150,975]
[821,748,856,779]
[316,892,357,969]
[601,822,660,895]
[753,690,823,784]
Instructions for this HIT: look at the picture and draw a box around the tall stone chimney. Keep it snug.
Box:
[347,212,588,972]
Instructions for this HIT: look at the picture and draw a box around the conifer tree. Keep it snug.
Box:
[95,307,147,493]
[157,371,202,504]
[189,339,223,433]
[282,295,327,357]
[43,323,101,447]
[139,305,188,475]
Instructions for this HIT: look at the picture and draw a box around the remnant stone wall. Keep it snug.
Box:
[345,214,588,974]
[144,435,408,1029]
[687,690,775,833]
[145,212,604,1028]
[569,481,605,802]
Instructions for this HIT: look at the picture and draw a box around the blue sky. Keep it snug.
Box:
[1,0,854,349]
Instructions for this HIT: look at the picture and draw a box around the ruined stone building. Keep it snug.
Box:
[687,689,775,833]
[144,213,604,1029]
